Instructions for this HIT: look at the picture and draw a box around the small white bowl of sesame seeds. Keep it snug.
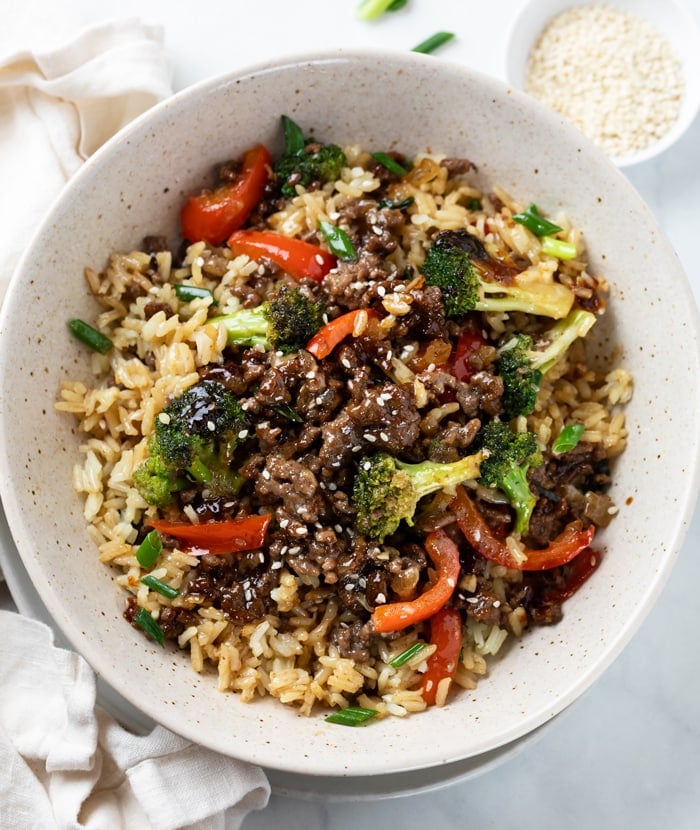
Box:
[504,0,700,167]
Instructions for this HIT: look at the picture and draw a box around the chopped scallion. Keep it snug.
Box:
[140,574,180,599]
[174,284,218,305]
[357,0,397,20]
[318,220,358,261]
[371,151,407,176]
[512,204,563,237]
[412,31,455,55]
[281,114,306,154]
[467,198,483,211]
[377,196,414,211]
[541,236,577,260]
[136,530,163,569]
[552,423,585,454]
[134,607,165,646]
[387,0,408,9]
[389,641,428,667]
[325,706,378,726]
[68,319,113,354]
[272,402,303,422]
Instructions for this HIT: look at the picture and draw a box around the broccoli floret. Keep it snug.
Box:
[421,229,575,320]
[211,286,325,353]
[477,420,543,537]
[498,309,597,419]
[133,454,187,508]
[273,115,346,198]
[353,450,483,542]
[134,380,249,507]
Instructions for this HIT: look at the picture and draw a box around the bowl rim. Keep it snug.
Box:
[2,45,700,776]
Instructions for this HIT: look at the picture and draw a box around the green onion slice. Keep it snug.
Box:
[467,198,483,211]
[281,114,306,154]
[552,423,585,455]
[541,236,577,260]
[140,574,180,599]
[378,196,414,211]
[68,319,113,355]
[412,31,455,55]
[389,641,428,667]
[134,607,165,646]
[512,204,563,237]
[387,0,408,9]
[357,0,397,19]
[325,706,378,726]
[136,530,163,569]
[371,151,407,176]
[174,284,218,305]
[273,402,303,423]
[318,220,358,261]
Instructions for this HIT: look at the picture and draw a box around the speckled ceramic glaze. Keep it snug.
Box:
[1,50,698,777]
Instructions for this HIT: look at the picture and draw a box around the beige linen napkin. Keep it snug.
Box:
[0,18,270,828]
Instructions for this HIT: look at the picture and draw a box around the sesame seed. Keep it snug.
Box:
[206,420,216,432]
[379,432,389,442]
[288,546,301,555]
[262,469,271,480]
[375,592,386,604]
[305,371,316,379]
[295,526,308,536]
[238,429,249,439]
[315,254,325,265]
[364,433,377,442]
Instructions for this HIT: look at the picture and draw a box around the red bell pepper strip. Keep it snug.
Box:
[180,144,271,244]
[227,229,337,282]
[306,309,379,359]
[449,329,486,383]
[450,485,595,571]
[537,548,603,605]
[421,606,463,706]
[146,514,271,555]
[371,529,461,633]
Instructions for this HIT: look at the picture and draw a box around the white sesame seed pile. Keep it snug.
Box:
[525,3,685,158]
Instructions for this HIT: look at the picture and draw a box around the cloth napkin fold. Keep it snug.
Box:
[0,18,270,828]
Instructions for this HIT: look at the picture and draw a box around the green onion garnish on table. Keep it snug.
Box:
[357,0,405,19]
[174,284,218,305]
[389,641,428,667]
[140,574,180,599]
[136,530,163,569]
[134,607,165,646]
[318,220,358,261]
[324,706,378,726]
[412,31,455,55]
[68,319,113,354]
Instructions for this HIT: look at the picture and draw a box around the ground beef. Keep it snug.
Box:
[329,620,373,663]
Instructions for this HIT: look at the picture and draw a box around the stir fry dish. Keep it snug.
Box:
[57,116,632,722]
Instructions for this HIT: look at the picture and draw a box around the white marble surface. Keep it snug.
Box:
[2,1,700,827]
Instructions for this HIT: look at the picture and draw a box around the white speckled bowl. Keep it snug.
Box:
[1,49,699,777]
[504,0,700,167]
